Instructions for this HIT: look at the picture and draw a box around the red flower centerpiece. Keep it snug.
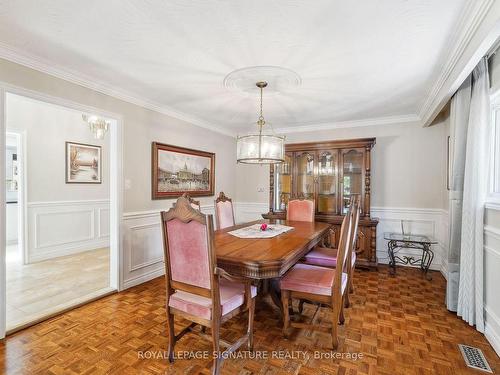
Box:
[260,223,268,231]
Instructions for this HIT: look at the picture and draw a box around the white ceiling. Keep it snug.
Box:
[0,0,471,135]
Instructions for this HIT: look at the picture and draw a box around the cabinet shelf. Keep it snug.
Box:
[268,138,378,268]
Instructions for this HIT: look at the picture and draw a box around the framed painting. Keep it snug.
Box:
[152,142,215,199]
[66,142,102,184]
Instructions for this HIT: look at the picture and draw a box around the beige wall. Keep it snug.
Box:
[0,58,236,212]
[236,119,449,209]
[6,93,111,202]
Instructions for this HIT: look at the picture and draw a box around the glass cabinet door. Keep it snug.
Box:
[317,151,338,214]
[273,153,292,211]
[341,149,364,214]
[295,152,315,200]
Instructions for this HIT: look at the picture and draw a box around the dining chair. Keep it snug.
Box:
[280,204,354,349]
[287,198,315,222]
[302,195,361,307]
[214,191,235,230]
[183,192,201,211]
[161,196,257,375]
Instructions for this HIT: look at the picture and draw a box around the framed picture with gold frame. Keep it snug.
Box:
[152,142,215,199]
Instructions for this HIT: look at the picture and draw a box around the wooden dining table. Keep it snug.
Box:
[214,219,331,310]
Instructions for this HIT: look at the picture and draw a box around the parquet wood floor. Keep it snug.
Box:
[1,266,498,374]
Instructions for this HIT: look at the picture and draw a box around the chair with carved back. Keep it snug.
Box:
[302,195,361,307]
[214,191,235,230]
[161,196,257,374]
[286,198,315,222]
[184,192,201,211]
[280,201,354,349]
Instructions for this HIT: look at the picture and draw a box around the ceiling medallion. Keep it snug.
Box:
[224,65,301,97]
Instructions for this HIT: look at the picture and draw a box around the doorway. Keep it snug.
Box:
[0,86,123,335]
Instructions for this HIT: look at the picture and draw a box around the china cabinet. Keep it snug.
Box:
[263,138,378,268]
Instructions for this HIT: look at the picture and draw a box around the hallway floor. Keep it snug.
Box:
[6,245,111,331]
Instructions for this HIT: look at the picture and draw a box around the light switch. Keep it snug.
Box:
[125,179,132,190]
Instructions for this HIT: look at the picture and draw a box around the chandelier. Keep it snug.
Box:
[236,81,285,164]
[82,114,110,140]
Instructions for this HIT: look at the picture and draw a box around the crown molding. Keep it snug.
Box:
[418,0,496,127]
[274,114,421,134]
[0,43,423,136]
[0,41,236,138]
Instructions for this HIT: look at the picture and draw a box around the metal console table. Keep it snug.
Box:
[384,232,437,279]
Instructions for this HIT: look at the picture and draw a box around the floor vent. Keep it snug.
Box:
[458,344,493,373]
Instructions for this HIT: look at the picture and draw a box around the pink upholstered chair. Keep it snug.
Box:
[161,196,256,374]
[214,191,235,230]
[287,199,314,222]
[302,195,360,307]
[280,202,354,349]
[183,192,201,211]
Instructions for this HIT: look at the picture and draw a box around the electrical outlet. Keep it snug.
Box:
[257,187,265,192]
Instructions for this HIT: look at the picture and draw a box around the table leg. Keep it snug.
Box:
[269,278,283,313]
[421,244,434,280]
[388,240,397,275]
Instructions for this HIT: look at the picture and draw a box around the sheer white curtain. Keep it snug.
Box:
[446,76,471,311]
[456,57,491,332]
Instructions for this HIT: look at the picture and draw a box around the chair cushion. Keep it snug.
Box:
[304,247,338,267]
[280,263,348,296]
[303,247,356,268]
[168,279,257,320]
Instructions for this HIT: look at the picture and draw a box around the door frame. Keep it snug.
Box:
[0,82,124,339]
[5,130,27,265]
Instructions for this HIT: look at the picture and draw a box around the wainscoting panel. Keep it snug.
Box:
[371,207,448,274]
[27,200,110,263]
[232,203,449,274]
[122,204,215,289]
[121,203,450,289]
[484,224,500,356]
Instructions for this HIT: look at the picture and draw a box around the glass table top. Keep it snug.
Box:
[383,232,437,244]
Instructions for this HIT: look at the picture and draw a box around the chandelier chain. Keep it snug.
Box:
[259,85,264,123]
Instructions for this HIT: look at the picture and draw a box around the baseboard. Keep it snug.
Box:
[122,266,164,290]
[440,260,448,280]
[485,305,500,357]
[27,239,109,263]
